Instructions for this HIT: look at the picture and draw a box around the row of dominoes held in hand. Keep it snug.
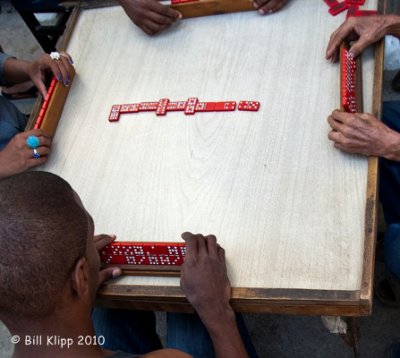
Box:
[108,98,260,122]
[34,76,58,129]
[341,48,357,113]
[100,242,187,266]
[323,0,377,17]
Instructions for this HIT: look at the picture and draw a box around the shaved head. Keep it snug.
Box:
[0,171,88,319]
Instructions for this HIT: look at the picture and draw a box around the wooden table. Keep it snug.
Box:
[32,0,384,315]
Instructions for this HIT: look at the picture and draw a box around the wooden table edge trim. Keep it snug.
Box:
[359,0,386,305]
[96,286,369,314]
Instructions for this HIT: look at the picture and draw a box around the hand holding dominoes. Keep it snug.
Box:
[326,14,391,62]
[327,110,398,158]
[119,0,182,35]
[252,0,290,15]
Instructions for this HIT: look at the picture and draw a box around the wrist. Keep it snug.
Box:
[196,303,236,329]
[382,130,400,161]
[384,15,400,37]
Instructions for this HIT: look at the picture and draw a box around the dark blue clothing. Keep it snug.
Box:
[381,101,400,281]
[92,308,258,358]
[0,52,27,150]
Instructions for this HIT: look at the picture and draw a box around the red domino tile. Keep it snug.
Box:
[171,0,199,3]
[34,112,45,129]
[139,102,158,111]
[167,101,186,111]
[34,76,57,129]
[341,48,357,113]
[195,102,216,112]
[346,5,358,18]
[109,105,121,122]
[119,104,140,114]
[238,101,260,111]
[355,9,378,16]
[184,97,199,115]
[345,0,365,4]
[120,104,133,113]
[323,0,339,7]
[328,2,349,16]
[100,242,186,266]
[49,77,57,90]
[215,101,237,111]
[156,98,170,116]
[126,103,140,113]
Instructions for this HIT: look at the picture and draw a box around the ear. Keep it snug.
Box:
[71,257,91,302]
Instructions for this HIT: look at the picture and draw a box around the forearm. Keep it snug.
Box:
[2,58,31,86]
[199,306,248,358]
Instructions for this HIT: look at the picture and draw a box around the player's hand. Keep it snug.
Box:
[326,15,393,62]
[0,129,51,179]
[180,232,232,322]
[327,110,400,159]
[119,0,182,35]
[253,0,289,15]
[94,234,122,284]
[27,51,74,99]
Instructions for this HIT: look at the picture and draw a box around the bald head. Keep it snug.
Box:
[0,172,88,319]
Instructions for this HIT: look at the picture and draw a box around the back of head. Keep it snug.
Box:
[0,171,88,320]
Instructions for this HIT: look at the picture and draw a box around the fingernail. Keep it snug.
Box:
[178,13,182,19]
[69,58,74,64]
[252,2,258,8]
[258,9,264,15]
[349,51,355,59]
[268,9,273,14]
[112,269,121,278]
[63,80,69,86]
[57,74,62,81]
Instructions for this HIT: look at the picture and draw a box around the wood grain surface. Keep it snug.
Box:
[40,0,380,310]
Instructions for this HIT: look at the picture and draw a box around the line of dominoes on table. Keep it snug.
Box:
[323,0,378,17]
[109,98,260,122]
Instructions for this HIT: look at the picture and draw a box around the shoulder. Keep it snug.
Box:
[141,348,192,358]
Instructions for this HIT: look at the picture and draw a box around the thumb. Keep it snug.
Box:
[98,267,121,284]
[348,37,371,59]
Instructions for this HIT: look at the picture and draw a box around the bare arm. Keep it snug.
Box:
[180,233,249,358]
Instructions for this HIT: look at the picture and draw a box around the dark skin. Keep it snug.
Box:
[118,0,182,35]
[118,0,290,35]
[0,52,74,179]
[5,190,246,357]
[7,195,189,358]
[252,0,289,15]
[0,129,52,179]
[325,15,400,159]
[181,232,248,358]
[3,51,74,98]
